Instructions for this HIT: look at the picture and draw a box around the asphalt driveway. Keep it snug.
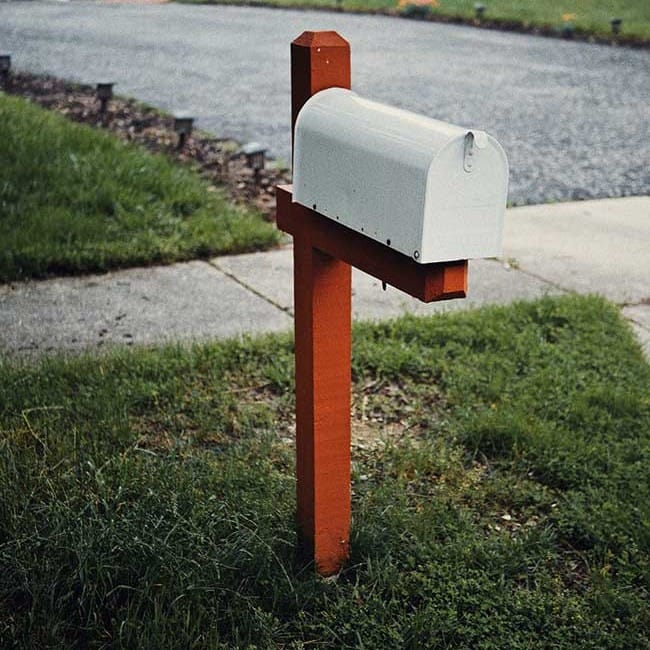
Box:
[1,1,649,204]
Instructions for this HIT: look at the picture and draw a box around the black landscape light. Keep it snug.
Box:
[241,142,267,176]
[474,3,486,19]
[561,22,575,38]
[96,82,114,114]
[0,54,11,90]
[610,17,622,34]
[174,114,194,150]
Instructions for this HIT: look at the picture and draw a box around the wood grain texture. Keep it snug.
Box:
[290,31,353,575]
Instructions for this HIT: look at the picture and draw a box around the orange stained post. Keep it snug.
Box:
[290,31,352,575]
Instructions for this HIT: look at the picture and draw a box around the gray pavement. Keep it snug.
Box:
[503,196,649,303]
[1,197,648,359]
[0,261,293,355]
[1,1,649,204]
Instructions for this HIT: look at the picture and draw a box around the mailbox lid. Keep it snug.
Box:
[422,130,508,262]
[293,88,508,263]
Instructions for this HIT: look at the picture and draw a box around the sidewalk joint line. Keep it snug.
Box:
[622,313,650,333]
[621,298,650,308]
[506,267,646,317]
[206,260,294,317]
[494,258,571,295]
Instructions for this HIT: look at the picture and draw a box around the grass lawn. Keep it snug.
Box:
[0,94,279,282]
[179,0,650,42]
[1,294,649,648]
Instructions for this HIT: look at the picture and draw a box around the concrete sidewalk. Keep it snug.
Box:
[1,196,648,358]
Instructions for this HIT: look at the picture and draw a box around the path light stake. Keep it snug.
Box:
[610,17,622,34]
[241,142,267,180]
[276,31,508,575]
[174,114,194,150]
[96,82,114,114]
[561,22,575,38]
[474,3,486,20]
[0,54,11,91]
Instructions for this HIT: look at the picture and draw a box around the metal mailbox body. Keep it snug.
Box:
[293,88,508,263]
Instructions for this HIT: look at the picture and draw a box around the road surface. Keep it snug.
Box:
[1,0,649,204]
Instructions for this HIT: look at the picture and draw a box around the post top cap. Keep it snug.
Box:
[292,31,349,49]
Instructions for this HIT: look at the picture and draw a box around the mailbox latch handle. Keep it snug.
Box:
[463,132,475,173]
[463,130,488,173]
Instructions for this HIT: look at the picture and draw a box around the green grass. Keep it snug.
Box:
[0,94,279,282]
[1,295,649,648]
[178,0,650,42]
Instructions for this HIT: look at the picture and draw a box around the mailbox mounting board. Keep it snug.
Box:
[293,88,509,264]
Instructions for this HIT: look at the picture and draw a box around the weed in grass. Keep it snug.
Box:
[0,295,649,648]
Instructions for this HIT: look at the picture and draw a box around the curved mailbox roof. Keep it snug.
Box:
[294,88,508,263]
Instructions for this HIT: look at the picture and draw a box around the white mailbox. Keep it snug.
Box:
[293,88,508,263]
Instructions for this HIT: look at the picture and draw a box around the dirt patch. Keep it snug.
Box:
[6,72,291,220]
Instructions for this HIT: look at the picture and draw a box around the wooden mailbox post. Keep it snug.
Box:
[277,31,469,575]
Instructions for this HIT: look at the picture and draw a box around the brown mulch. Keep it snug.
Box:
[6,72,290,219]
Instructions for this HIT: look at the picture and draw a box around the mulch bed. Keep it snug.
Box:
[5,72,290,219]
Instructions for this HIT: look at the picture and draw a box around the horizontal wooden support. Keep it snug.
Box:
[276,185,468,303]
